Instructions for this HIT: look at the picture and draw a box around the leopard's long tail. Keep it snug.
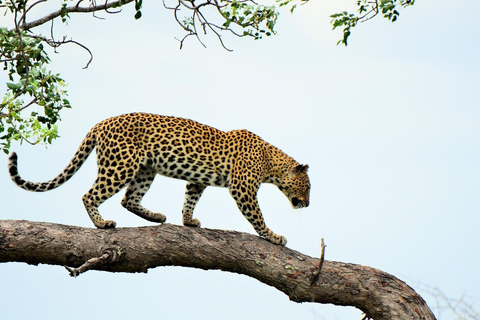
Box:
[8,129,97,192]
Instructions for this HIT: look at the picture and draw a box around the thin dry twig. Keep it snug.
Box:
[358,0,380,23]
[416,283,480,320]
[310,238,326,285]
[64,249,120,277]
[163,0,253,51]
[27,34,94,69]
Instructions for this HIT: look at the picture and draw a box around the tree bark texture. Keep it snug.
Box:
[0,220,436,320]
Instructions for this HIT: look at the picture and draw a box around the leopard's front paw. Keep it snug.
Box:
[183,218,201,228]
[266,234,287,246]
[151,213,167,223]
[95,219,117,229]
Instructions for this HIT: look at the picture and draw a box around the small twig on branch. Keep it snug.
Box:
[22,0,48,23]
[64,248,121,277]
[176,33,201,49]
[310,238,326,285]
[195,9,233,51]
[104,0,123,15]
[27,34,94,69]
[75,0,84,9]
[164,0,238,51]
[68,39,94,69]
[19,97,38,111]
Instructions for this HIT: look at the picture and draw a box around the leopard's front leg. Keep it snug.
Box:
[228,182,287,246]
[182,182,206,227]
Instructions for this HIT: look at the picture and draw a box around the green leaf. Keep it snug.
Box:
[6,82,22,90]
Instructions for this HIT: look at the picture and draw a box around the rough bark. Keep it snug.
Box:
[0,220,436,320]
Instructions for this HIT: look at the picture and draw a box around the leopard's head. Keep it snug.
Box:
[278,164,310,209]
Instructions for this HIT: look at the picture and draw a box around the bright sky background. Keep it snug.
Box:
[1,0,479,319]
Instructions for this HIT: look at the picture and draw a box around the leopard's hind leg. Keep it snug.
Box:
[82,146,139,229]
[121,165,166,223]
[82,175,128,229]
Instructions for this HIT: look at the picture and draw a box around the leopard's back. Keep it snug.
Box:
[94,113,235,187]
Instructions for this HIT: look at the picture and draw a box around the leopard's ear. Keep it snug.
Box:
[292,164,309,174]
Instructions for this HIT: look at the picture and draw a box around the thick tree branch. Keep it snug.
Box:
[19,0,135,30]
[0,219,436,320]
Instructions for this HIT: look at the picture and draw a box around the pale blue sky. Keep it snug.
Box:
[1,0,479,319]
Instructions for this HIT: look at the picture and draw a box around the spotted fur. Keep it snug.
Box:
[8,113,310,245]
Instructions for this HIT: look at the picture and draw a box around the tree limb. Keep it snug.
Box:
[19,0,135,30]
[0,219,436,320]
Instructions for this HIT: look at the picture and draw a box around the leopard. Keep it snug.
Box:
[8,113,310,245]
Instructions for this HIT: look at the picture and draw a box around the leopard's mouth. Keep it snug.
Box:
[291,197,308,209]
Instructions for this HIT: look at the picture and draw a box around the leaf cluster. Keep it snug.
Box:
[330,0,415,46]
[134,0,143,19]
[220,0,278,40]
[0,27,70,153]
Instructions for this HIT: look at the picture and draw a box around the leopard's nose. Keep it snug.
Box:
[291,197,300,207]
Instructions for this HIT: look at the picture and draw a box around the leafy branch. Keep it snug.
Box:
[330,0,415,46]
[0,27,70,153]
[163,0,289,51]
